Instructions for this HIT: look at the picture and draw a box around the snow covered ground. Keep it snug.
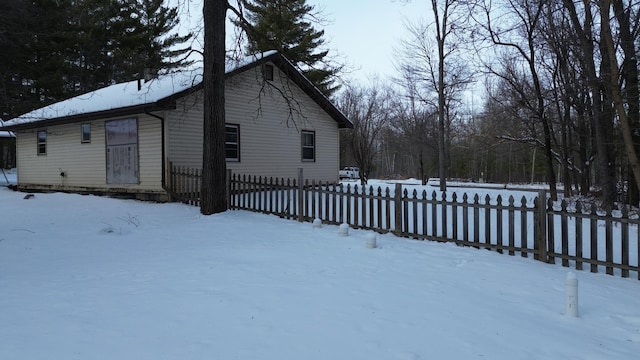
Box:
[1,177,639,359]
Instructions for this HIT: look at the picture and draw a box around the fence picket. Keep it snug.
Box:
[590,203,598,273]
[485,194,491,251]
[463,193,469,245]
[497,195,503,254]
[605,207,614,275]
[520,196,528,258]
[473,194,480,248]
[452,193,458,241]
[421,191,428,237]
[561,200,569,267]
[622,206,629,278]
[432,191,438,239]
[508,196,514,256]
[575,202,583,270]
[442,192,448,241]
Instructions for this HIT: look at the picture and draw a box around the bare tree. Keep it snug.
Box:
[561,0,618,207]
[472,0,560,200]
[339,81,395,185]
[395,2,473,189]
[603,0,640,206]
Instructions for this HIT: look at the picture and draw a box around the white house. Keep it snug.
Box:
[0,52,352,200]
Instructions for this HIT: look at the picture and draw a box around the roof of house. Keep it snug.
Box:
[1,52,352,131]
[0,131,14,138]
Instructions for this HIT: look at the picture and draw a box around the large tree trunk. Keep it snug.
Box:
[201,0,227,215]
[611,0,640,206]
[602,0,640,207]
[563,0,617,207]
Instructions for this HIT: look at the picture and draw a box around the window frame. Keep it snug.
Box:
[301,130,315,162]
[225,123,240,162]
[37,130,47,155]
[263,64,274,81]
[81,123,91,143]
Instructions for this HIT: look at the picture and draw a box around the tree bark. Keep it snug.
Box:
[432,0,448,192]
[563,0,617,207]
[611,0,640,206]
[601,0,640,206]
[201,0,228,215]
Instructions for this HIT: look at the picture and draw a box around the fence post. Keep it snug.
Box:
[298,168,304,222]
[394,183,402,236]
[535,190,548,263]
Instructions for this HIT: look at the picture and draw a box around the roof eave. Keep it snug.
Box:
[0,102,170,131]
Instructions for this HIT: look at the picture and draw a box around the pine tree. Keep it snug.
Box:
[236,0,339,96]
[0,0,71,118]
[113,0,193,81]
[0,0,192,119]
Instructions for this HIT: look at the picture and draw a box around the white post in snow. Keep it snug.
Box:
[338,223,349,237]
[565,272,579,317]
[313,218,322,228]
[366,233,377,249]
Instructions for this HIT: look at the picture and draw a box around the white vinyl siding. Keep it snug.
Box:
[166,63,340,182]
[15,114,163,192]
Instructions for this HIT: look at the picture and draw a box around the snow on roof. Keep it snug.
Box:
[0,131,14,138]
[4,51,277,127]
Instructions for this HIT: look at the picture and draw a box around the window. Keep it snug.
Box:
[225,124,240,161]
[263,64,274,81]
[81,123,91,143]
[301,130,315,162]
[37,130,46,155]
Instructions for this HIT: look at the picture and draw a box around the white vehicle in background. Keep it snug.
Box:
[339,166,360,180]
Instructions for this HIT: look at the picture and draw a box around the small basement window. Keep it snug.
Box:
[263,64,274,81]
[81,123,91,143]
[37,130,47,155]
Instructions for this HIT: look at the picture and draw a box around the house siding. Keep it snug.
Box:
[15,115,163,193]
[167,63,340,182]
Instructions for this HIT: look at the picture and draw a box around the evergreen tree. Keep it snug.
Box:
[113,0,193,81]
[0,0,71,119]
[235,0,339,96]
[0,0,192,119]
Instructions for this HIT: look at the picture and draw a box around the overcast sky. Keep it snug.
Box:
[310,0,432,82]
[172,0,433,83]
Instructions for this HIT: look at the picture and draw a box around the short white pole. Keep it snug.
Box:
[312,218,322,228]
[338,223,349,237]
[366,233,377,249]
[565,272,579,317]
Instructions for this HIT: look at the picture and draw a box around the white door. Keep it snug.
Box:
[105,118,139,184]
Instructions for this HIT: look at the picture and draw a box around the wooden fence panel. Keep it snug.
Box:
[169,167,639,280]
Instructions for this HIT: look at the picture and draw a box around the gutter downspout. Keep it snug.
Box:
[144,108,172,197]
